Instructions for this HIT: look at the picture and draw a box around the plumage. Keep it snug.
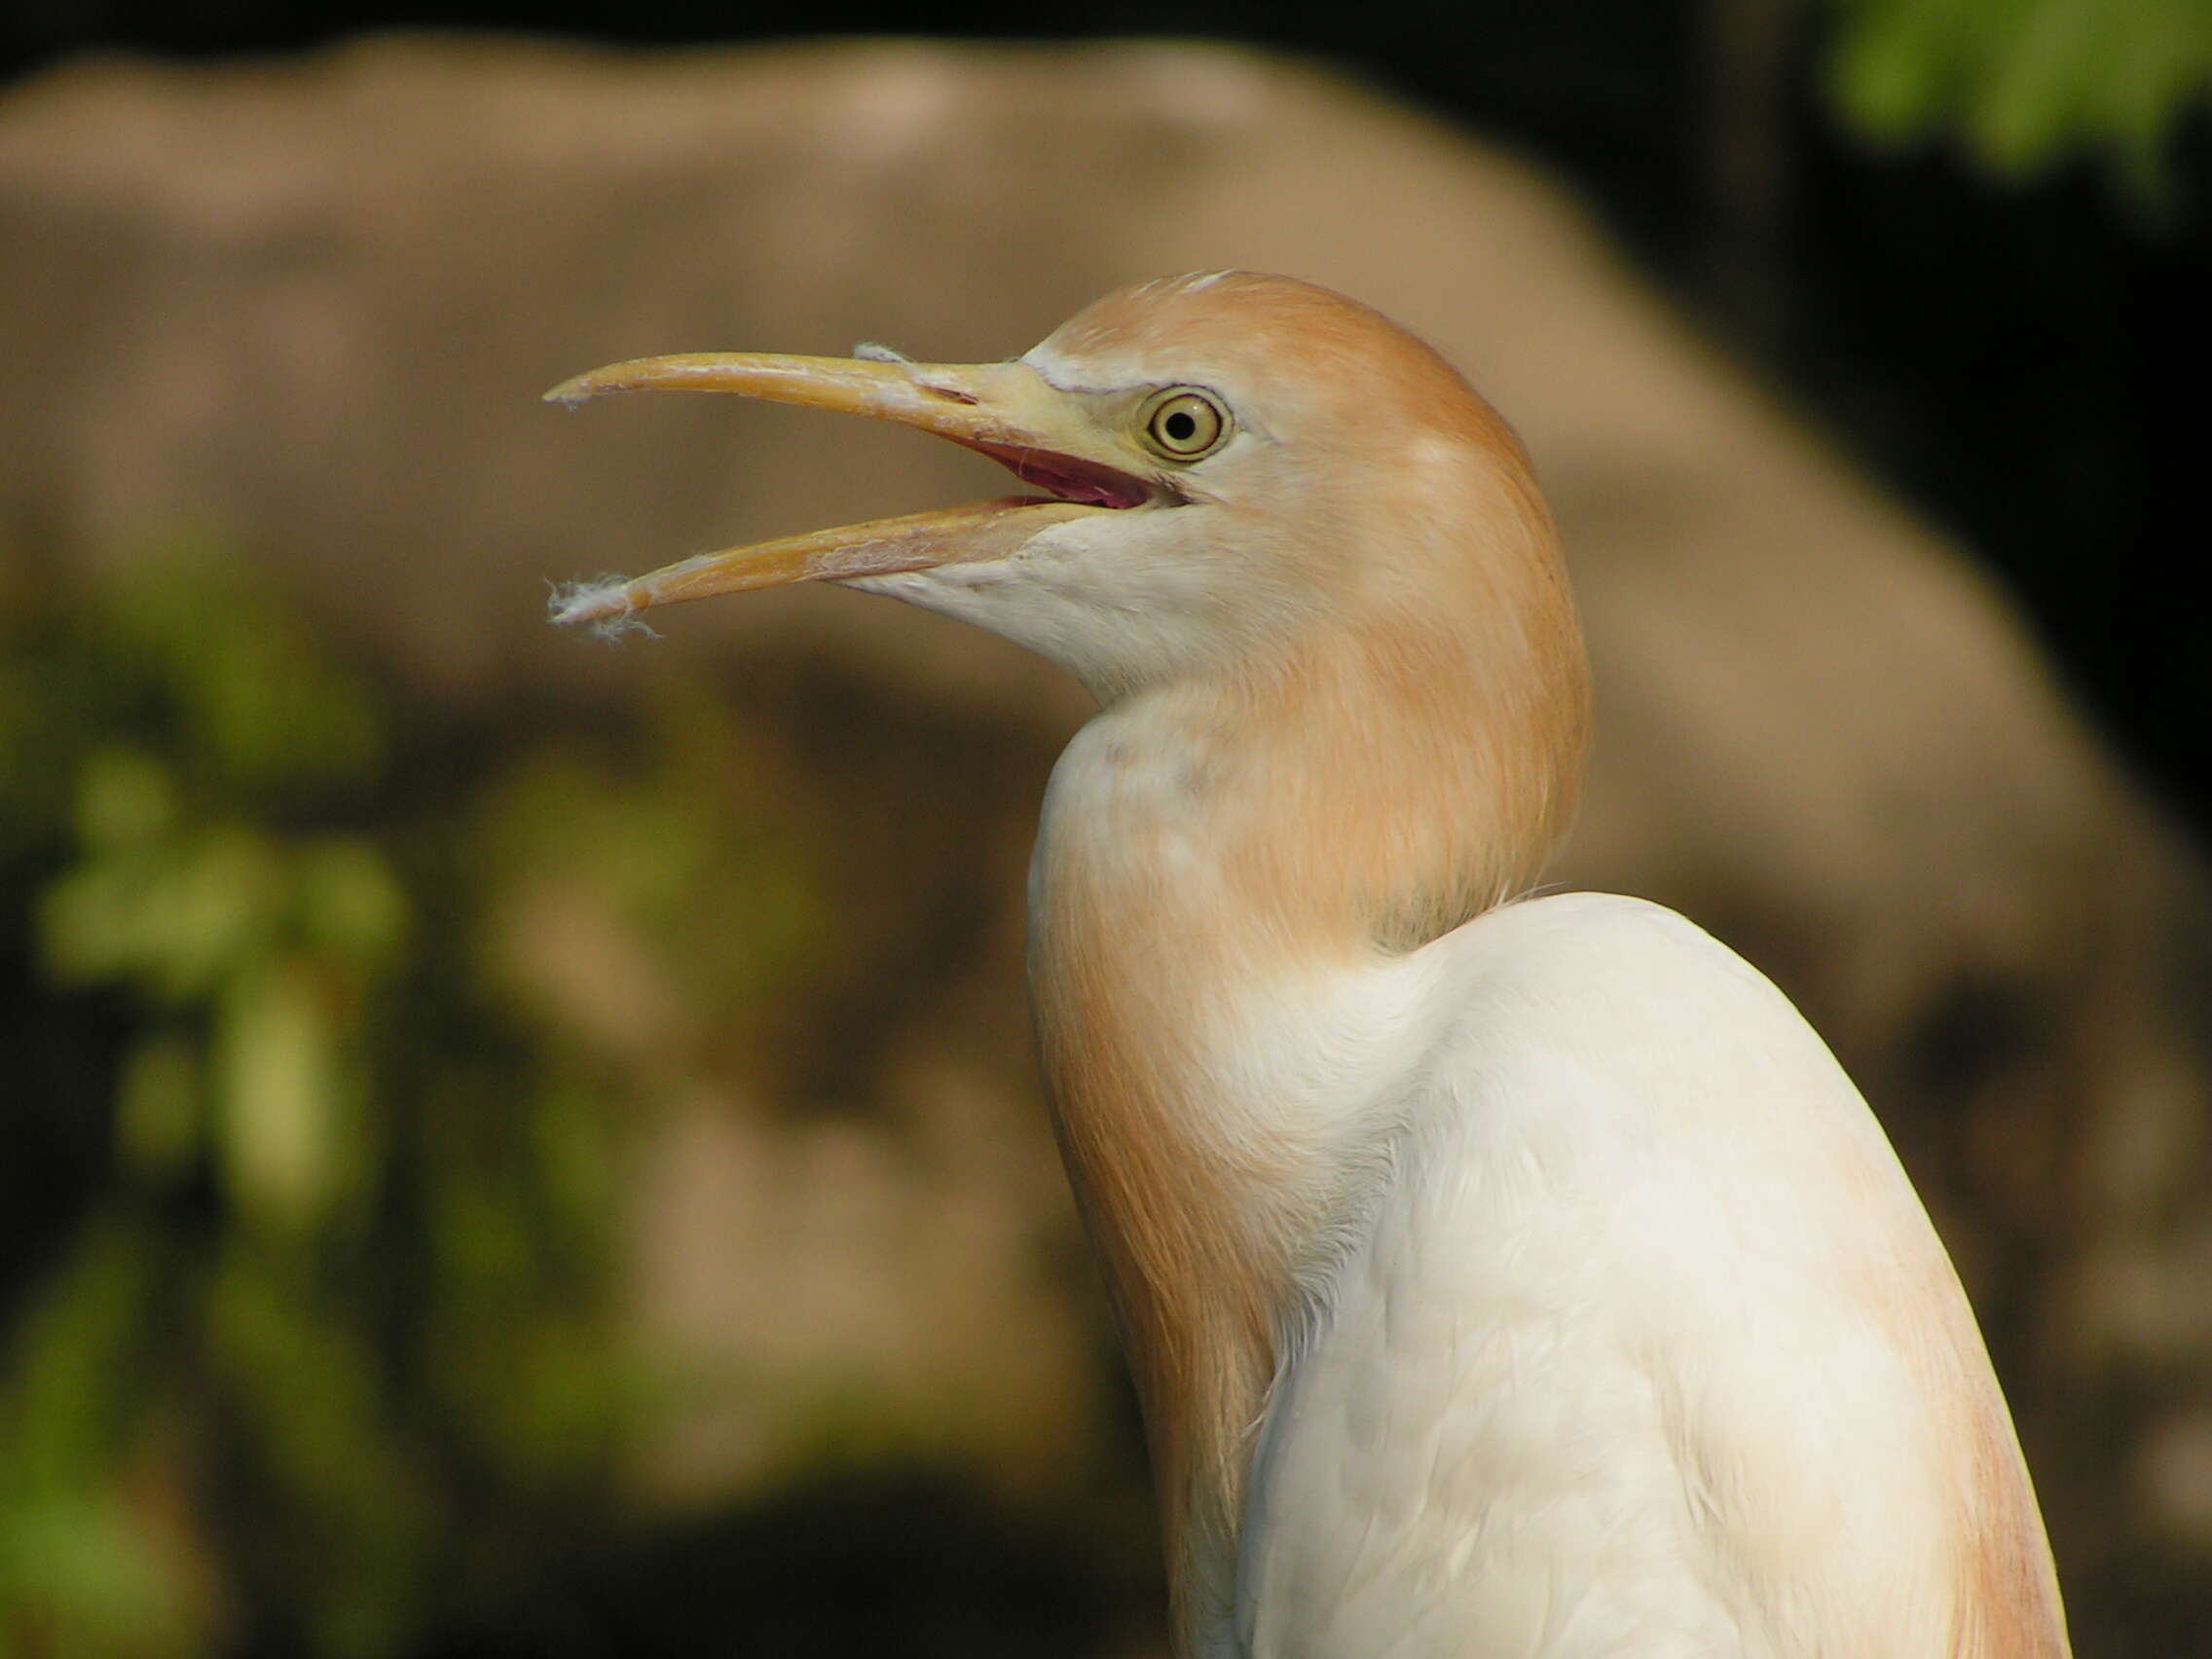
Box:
[549,271,2069,1657]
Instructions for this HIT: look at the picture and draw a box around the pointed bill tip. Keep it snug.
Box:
[547,574,655,640]
[543,372,613,409]
[540,355,725,407]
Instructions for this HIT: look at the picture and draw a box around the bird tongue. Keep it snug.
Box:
[962,441,1152,510]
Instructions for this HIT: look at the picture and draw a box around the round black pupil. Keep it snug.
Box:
[1163,409,1198,443]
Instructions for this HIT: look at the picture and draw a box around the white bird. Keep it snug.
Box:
[547,272,2071,1658]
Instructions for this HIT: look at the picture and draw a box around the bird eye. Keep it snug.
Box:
[1139,388,1230,461]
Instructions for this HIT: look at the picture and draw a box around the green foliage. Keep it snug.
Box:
[1823,0,2212,191]
[470,685,825,1063]
[0,1220,194,1658]
[0,543,830,1655]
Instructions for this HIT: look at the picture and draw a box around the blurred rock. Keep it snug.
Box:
[2,34,2205,1652]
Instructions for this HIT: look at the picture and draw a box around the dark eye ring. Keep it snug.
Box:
[1139,387,1231,461]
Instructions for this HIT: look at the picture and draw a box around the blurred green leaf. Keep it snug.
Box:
[74,749,179,853]
[472,683,826,1061]
[205,1246,433,1659]
[40,821,282,1004]
[1823,0,2212,192]
[96,544,387,807]
[0,1490,198,1658]
[295,839,410,973]
[2,1222,159,1494]
[0,1218,197,1645]
[116,1032,203,1184]
[214,960,347,1233]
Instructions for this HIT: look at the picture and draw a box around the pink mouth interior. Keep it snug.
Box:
[963,441,1153,510]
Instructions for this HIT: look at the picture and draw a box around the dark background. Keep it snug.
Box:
[4,0,2205,835]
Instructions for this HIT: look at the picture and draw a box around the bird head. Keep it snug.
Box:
[548,272,1569,709]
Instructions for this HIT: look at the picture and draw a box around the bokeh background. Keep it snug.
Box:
[2,4,2207,1656]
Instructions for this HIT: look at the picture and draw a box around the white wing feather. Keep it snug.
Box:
[1234,893,2060,1658]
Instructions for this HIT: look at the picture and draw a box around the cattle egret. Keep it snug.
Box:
[547,273,2070,1657]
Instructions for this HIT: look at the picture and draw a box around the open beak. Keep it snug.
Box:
[543,350,1153,632]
